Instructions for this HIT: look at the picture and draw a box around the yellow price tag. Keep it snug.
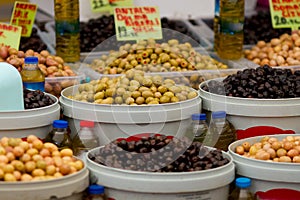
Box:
[0,23,22,50]
[269,0,300,30]
[10,1,37,37]
[114,6,162,41]
[90,0,133,14]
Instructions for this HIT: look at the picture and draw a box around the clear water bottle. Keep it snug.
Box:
[21,57,45,92]
[44,120,73,150]
[228,177,254,200]
[189,113,209,143]
[73,121,99,161]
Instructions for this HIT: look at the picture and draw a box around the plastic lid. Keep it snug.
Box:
[53,120,68,128]
[235,177,251,189]
[80,120,95,128]
[24,57,38,64]
[88,184,105,195]
[212,111,226,119]
[192,113,206,121]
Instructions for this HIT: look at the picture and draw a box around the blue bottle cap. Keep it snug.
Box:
[24,57,38,64]
[53,120,68,128]
[212,111,226,119]
[88,184,105,195]
[192,113,206,121]
[235,177,251,189]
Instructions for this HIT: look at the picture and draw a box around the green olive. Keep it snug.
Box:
[102,97,114,104]
[105,88,115,97]
[187,91,198,99]
[169,85,182,94]
[157,85,168,94]
[164,91,174,98]
[145,97,154,104]
[159,95,170,104]
[94,91,105,100]
[114,96,123,104]
[131,91,141,99]
[142,78,153,87]
[135,96,145,105]
[125,97,135,105]
[142,90,154,98]
[171,96,179,103]
[116,87,126,96]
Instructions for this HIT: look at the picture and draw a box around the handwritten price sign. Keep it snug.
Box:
[114,6,162,41]
[10,1,37,37]
[269,0,300,30]
[90,0,133,13]
[0,23,22,49]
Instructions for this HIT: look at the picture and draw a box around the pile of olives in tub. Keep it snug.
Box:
[88,134,230,172]
[235,135,300,163]
[202,65,300,99]
[23,88,55,109]
[68,69,198,105]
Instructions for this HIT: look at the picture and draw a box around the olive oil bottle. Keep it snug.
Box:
[216,0,244,60]
[54,0,80,62]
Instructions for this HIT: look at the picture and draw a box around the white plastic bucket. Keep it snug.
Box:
[228,134,300,194]
[0,93,60,139]
[199,79,300,139]
[60,86,202,145]
[0,164,89,200]
[87,146,235,200]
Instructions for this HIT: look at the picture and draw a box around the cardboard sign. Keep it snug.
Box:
[114,6,162,41]
[0,22,22,49]
[90,0,133,13]
[10,1,37,37]
[269,0,300,30]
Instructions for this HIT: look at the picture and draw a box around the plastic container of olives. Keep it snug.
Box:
[228,134,300,193]
[45,73,85,98]
[0,160,89,200]
[86,134,235,200]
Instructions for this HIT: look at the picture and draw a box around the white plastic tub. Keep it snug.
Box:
[199,79,300,139]
[0,93,60,139]
[228,134,300,194]
[87,146,235,200]
[0,164,89,200]
[60,85,201,145]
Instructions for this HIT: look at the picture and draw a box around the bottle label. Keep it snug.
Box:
[220,20,243,34]
[56,21,80,34]
[23,82,45,92]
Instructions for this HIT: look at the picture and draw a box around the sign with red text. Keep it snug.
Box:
[114,6,162,41]
[90,0,133,14]
[269,0,300,30]
[0,23,22,49]
[10,1,37,37]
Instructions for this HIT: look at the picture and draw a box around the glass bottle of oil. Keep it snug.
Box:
[228,177,254,200]
[44,120,73,150]
[54,0,80,62]
[213,0,220,51]
[217,0,244,60]
[21,57,45,92]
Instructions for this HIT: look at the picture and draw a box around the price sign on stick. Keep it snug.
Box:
[10,1,37,37]
[0,23,22,50]
[269,0,300,30]
[90,0,133,13]
[114,6,162,41]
